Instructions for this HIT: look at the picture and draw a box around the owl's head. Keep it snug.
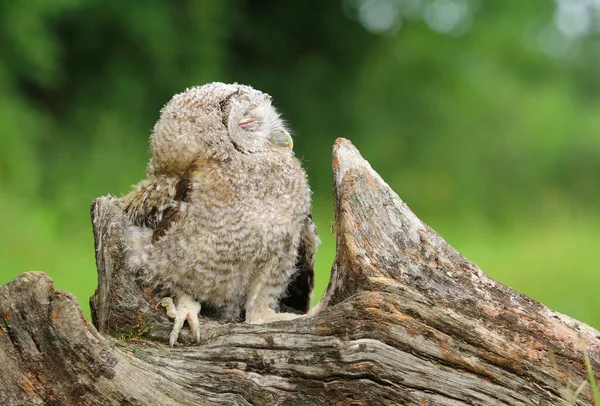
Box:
[149,82,293,175]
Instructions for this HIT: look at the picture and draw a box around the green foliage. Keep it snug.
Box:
[585,350,600,406]
[114,322,153,342]
[0,1,599,331]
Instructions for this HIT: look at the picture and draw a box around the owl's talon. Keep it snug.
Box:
[158,297,177,318]
[160,294,201,347]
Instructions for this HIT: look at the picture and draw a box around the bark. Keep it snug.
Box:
[1,138,598,405]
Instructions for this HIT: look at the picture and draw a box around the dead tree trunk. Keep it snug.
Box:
[0,138,598,405]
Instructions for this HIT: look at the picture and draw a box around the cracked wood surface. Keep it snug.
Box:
[1,138,598,405]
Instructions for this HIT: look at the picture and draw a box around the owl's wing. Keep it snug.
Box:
[279,214,319,313]
[122,173,191,242]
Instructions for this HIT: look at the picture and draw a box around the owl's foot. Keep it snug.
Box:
[245,308,307,325]
[159,293,201,347]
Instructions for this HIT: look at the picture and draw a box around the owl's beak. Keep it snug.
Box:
[271,130,294,151]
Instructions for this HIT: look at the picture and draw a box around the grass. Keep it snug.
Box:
[585,349,600,405]
[549,346,600,405]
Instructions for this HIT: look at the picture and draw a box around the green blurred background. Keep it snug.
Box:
[1,0,598,328]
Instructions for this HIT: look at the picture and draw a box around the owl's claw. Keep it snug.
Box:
[159,294,201,347]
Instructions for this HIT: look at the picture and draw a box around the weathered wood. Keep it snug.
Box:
[1,138,598,405]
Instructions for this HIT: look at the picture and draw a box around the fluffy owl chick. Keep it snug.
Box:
[121,83,319,346]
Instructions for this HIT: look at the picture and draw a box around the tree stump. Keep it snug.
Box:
[0,138,598,405]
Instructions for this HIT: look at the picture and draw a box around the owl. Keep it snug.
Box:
[120,83,319,346]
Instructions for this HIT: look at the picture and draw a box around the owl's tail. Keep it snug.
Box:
[124,225,153,270]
